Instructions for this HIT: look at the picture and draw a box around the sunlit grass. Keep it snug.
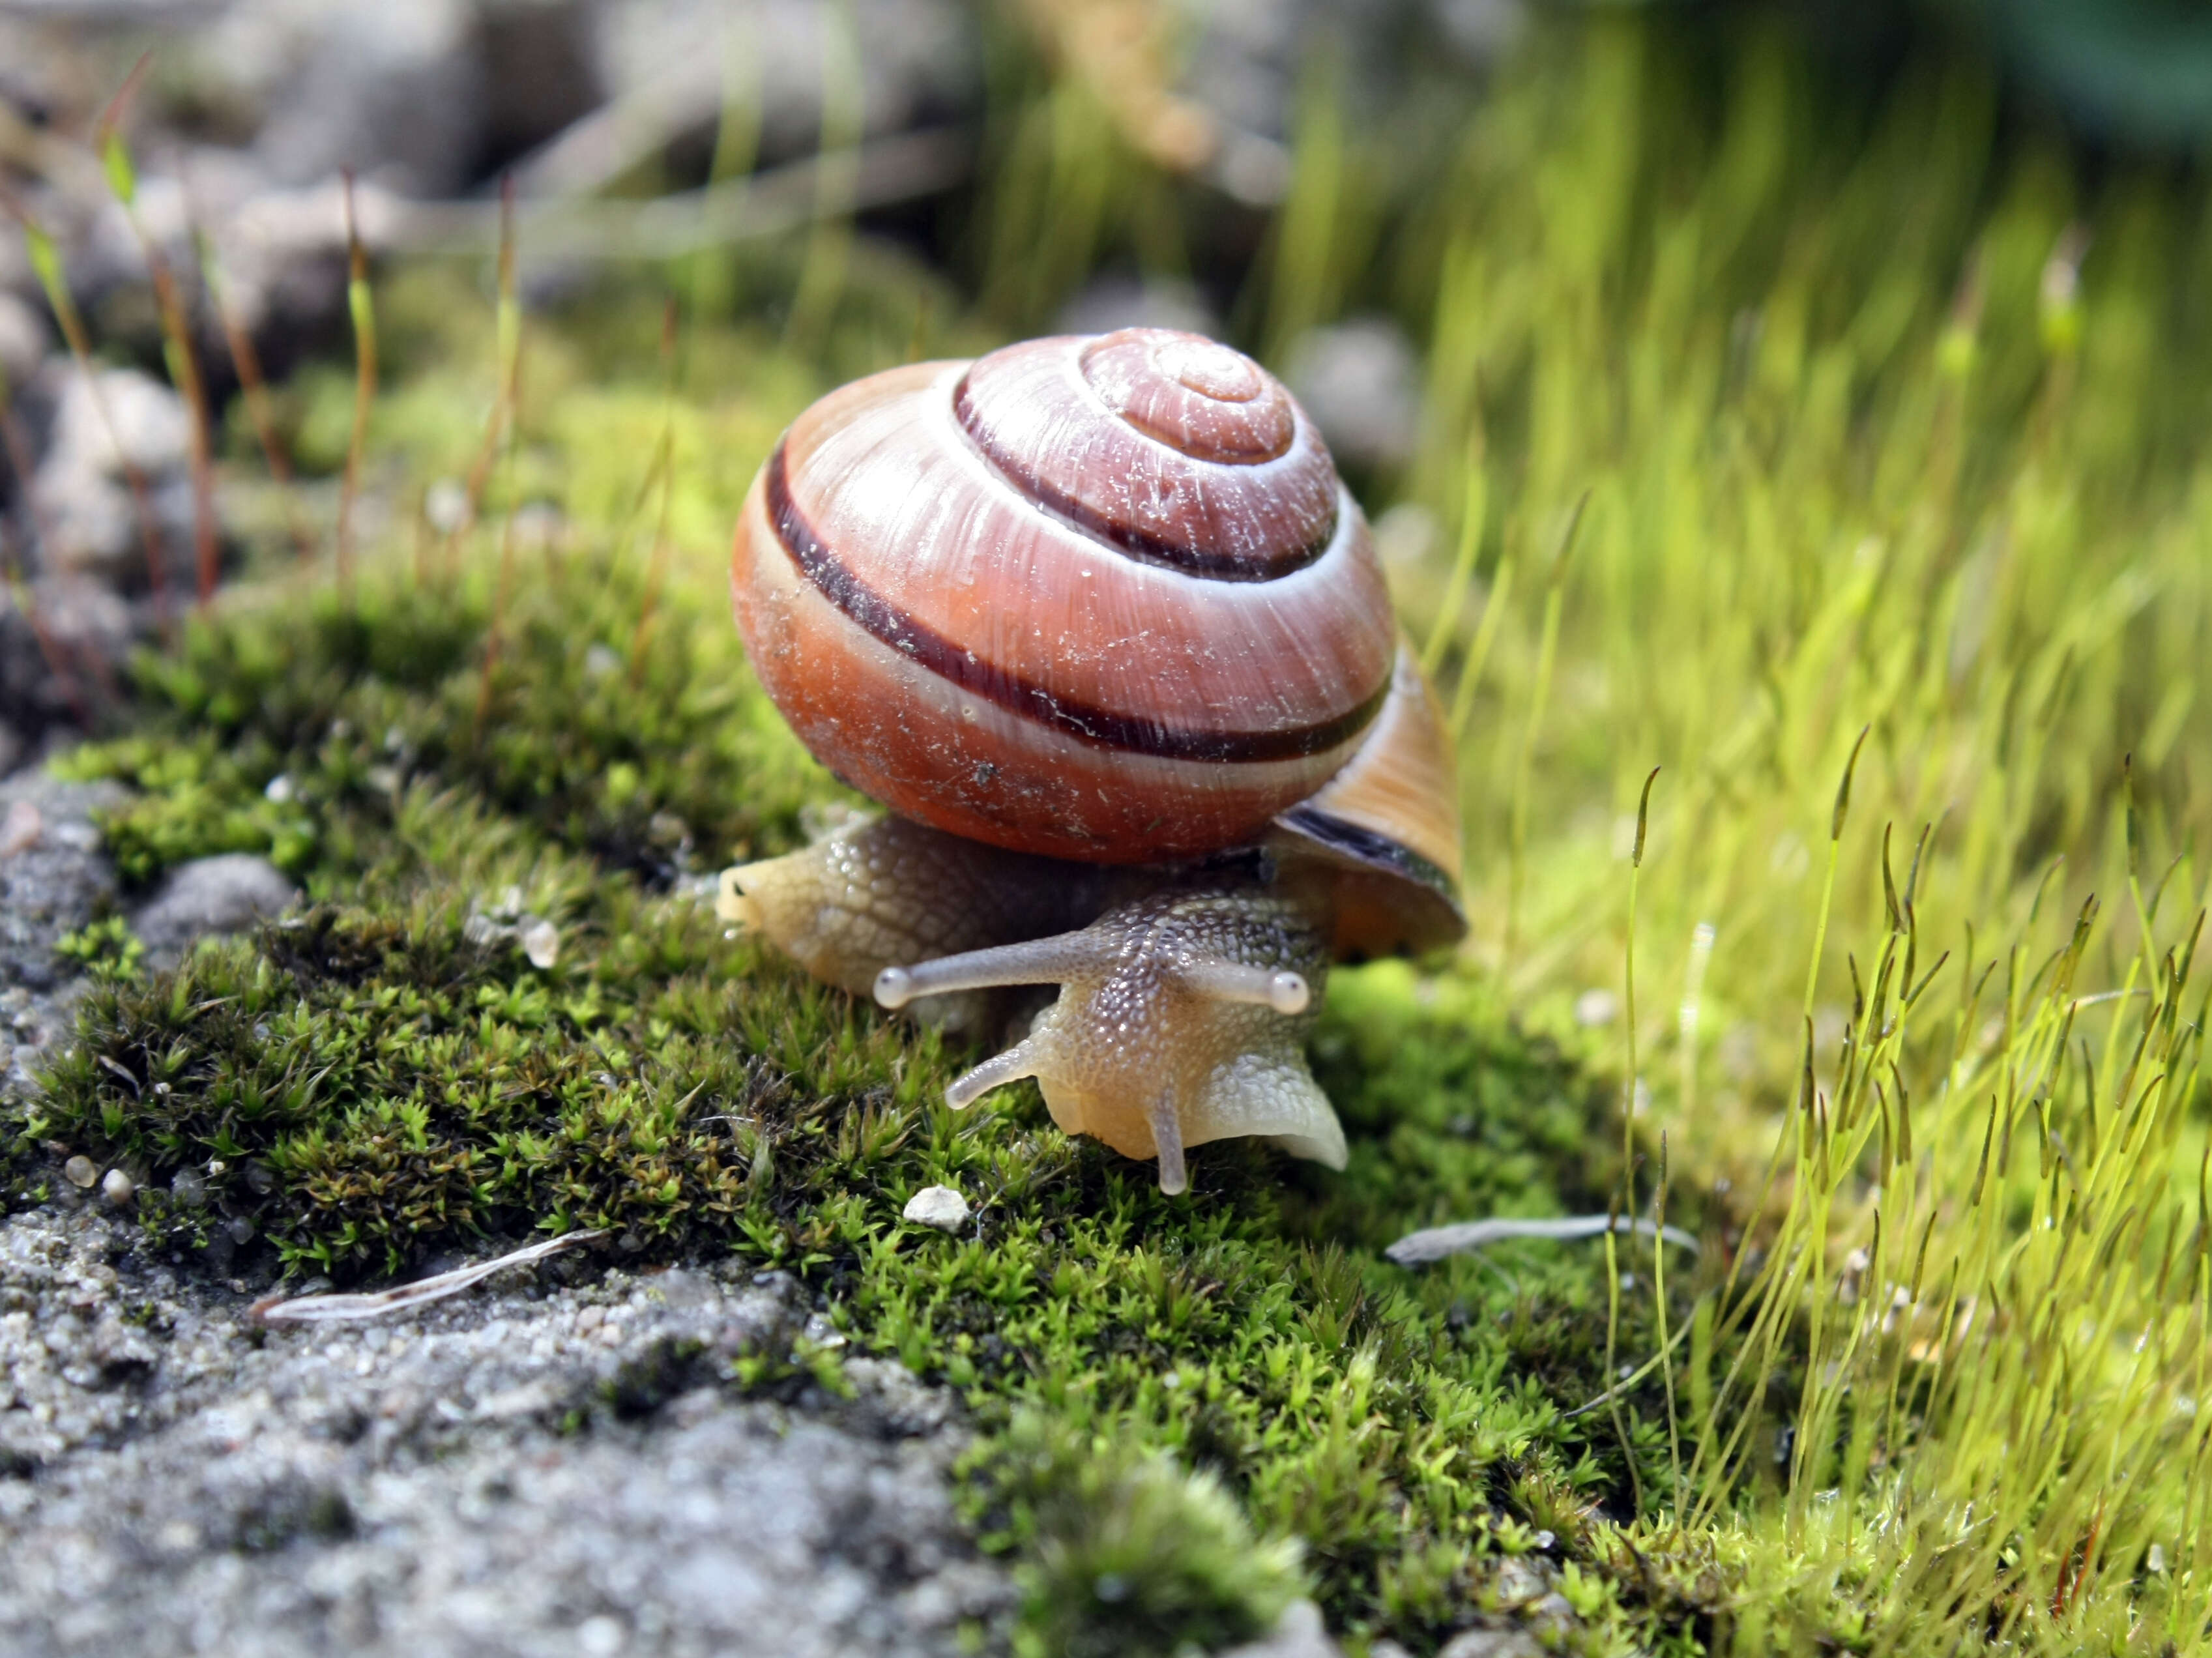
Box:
[1320,18,2212,1650]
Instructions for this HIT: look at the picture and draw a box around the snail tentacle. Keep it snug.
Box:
[944,1041,1041,1111]
[879,938,1309,1019]
[873,933,1107,1009]
[1176,960,1310,1015]
[1148,1090,1188,1197]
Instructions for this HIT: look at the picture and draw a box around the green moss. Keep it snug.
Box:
[60,553,830,893]
[12,542,1666,1652]
[982,1412,1306,1658]
[53,917,147,985]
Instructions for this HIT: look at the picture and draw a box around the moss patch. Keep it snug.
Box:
[61,558,827,892]
[8,549,1678,1653]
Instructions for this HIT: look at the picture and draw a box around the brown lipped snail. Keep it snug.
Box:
[720,328,1464,1194]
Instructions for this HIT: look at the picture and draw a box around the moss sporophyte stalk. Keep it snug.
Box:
[8,12,2212,1655]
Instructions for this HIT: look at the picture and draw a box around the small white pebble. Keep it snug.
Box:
[1574,988,1619,1027]
[100,1169,134,1208]
[63,1155,98,1189]
[424,477,469,534]
[577,1615,626,1656]
[903,1185,970,1232]
[520,919,560,970]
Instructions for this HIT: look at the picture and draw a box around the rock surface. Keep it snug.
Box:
[0,291,44,390]
[1434,1628,1549,1658]
[29,364,196,586]
[1220,1599,1342,1658]
[0,1202,1016,1658]
[0,769,127,1096]
[130,853,300,967]
[1282,317,1423,473]
[1056,274,1222,340]
[0,772,1019,1656]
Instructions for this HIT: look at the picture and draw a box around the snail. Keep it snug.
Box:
[720,328,1463,1194]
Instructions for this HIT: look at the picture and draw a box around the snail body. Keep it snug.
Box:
[724,329,1463,1193]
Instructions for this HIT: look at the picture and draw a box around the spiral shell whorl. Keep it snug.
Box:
[1077,331,1292,461]
[731,333,1396,864]
[954,330,1339,581]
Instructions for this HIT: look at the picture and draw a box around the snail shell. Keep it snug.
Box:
[733,328,1464,955]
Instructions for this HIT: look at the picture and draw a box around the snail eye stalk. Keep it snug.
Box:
[875,940,1308,1017]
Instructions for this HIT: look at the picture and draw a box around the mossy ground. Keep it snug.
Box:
[8,8,2212,1655]
[10,556,1675,1655]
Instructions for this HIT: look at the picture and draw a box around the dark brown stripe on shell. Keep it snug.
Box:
[1275,803,1461,905]
[952,372,1333,582]
[765,442,1387,764]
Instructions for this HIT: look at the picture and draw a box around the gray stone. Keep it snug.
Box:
[1056,276,1221,340]
[27,365,194,584]
[580,0,977,181]
[1282,317,1423,472]
[1525,1590,1579,1637]
[1431,0,1525,65]
[216,173,402,339]
[1436,1629,1546,1658]
[1148,0,1527,203]
[0,577,140,736]
[0,1204,1016,1657]
[0,769,123,985]
[0,768,126,1092]
[1487,1552,1554,1607]
[475,0,607,167]
[517,916,561,969]
[249,0,486,196]
[1218,1598,1343,1657]
[33,363,192,482]
[130,854,299,964]
[0,291,45,392]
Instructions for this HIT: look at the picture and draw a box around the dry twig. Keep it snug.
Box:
[251,1230,607,1326]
